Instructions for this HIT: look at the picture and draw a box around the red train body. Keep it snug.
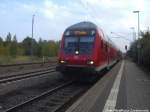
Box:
[56,21,119,74]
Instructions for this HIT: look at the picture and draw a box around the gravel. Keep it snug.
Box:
[0,72,65,112]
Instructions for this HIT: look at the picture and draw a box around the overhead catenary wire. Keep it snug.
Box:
[79,0,101,26]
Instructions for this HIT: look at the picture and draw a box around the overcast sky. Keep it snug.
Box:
[0,0,150,52]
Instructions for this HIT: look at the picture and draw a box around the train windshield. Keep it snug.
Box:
[64,36,95,54]
[64,37,78,54]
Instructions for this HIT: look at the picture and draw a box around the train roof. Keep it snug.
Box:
[66,21,97,30]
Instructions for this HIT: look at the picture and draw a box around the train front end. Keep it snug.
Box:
[56,22,98,74]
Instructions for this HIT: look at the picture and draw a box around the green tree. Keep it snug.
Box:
[48,40,59,57]
[10,35,18,57]
[0,37,3,44]
[41,40,49,56]
[17,43,25,56]
[22,37,32,55]
[128,30,150,68]
[5,32,12,45]
[22,37,38,56]
[140,31,150,67]
[0,37,4,56]
[37,37,43,57]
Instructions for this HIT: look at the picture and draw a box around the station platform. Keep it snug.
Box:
[66,60,150,112]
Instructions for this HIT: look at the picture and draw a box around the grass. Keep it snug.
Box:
[0,56,43,65]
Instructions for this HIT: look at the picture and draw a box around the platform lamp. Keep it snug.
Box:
[31,14,35,57]
[133,10,140,64]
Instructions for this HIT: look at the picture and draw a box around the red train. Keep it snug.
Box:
[56,21,119,75]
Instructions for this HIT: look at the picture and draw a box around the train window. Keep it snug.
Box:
[64,36,95,54]
[79,36,94,54]
[64,37,78,54]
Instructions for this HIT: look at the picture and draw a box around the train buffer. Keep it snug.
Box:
[66,60,150,112]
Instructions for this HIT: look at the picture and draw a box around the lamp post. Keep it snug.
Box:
[31,14,35,57]
[133,11,140,39]
[130,27,136,41]
[133,10,140,64]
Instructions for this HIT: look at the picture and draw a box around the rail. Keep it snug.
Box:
[0,65,56,84]
[4,81,73,112]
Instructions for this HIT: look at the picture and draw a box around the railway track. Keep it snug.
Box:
[0,61,57,75]
[0,64,57,84]
[0,60,57,67]
[1,81,90,112]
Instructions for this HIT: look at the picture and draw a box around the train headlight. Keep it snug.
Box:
[87,61,94,65]
[75,51,79,55]
[60,60,66,64]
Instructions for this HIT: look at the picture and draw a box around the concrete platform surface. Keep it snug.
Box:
[66,60,150,112]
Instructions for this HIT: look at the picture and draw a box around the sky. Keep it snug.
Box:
[0,0,150,52]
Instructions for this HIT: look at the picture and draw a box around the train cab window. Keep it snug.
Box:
[64,37,78,54]
[64,36,94,54]
[79,36,94,54]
